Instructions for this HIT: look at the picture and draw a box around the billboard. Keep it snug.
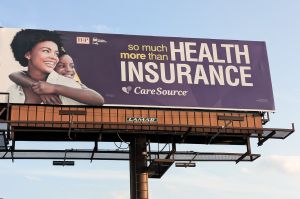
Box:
[0,28,275,111]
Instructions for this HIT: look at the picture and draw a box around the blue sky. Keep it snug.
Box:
[0,0,300,198]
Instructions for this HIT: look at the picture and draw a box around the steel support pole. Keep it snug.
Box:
[130,136,148,199]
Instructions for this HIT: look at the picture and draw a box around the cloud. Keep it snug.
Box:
[111,191,129,199]
[235,155,300,177]
[32,169,128,181]
[267,155,300,174]
[24,175,43,182]
[152,155,300,198]
[0,167,128,181]
[150,159,300,199]
[165,170,265,193]
[150,170,273,199]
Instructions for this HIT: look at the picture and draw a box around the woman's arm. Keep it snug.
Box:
[32,81,104,106]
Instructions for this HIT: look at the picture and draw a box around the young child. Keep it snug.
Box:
[54,52,81,79]
[9,52,104,105]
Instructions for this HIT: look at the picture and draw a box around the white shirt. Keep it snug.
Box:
[46,71,83,105]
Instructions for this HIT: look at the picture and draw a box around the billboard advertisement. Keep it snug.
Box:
[0,28,275,111]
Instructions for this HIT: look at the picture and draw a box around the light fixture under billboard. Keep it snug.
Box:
[53,160,75,166]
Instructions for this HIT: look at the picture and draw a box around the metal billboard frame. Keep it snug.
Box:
[0,100,295,199]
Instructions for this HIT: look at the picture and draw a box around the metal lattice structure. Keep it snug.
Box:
[0,102,295,163]
[0,100,295,199]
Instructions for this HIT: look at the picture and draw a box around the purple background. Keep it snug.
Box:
[58,30,275,111]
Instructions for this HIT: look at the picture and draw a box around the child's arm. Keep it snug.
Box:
[9,71,35,87]
[32,81,104,106]
[9,72,62,105]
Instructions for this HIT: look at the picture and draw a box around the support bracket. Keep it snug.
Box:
[258,130,276,146]
[236,137,252,164]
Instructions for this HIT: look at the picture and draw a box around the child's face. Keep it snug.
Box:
[55,54,75,79]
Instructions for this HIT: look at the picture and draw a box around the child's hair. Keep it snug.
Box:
[10,29,64,67]
[59,51,68,58]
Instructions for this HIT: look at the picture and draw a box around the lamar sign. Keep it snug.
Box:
[127,117,158,122]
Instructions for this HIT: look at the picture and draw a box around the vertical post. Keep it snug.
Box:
[130,136,149,199]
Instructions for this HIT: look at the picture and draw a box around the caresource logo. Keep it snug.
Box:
[122,86,132,94]
[121,86,188,96]
[76,37,90,44]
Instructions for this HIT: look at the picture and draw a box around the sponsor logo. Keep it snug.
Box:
[76,37,90,44]
[92,37,107,45]
[127,117,157,122]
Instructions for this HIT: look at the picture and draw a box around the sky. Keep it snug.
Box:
[0,0,300,198]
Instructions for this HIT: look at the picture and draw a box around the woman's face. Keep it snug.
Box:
[55,54,76,79]
[26,41,59,74]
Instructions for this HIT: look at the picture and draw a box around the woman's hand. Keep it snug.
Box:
[31,81,61,104]
[31,81,56,94]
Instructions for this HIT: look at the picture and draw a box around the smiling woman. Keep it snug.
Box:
[7,29,104,105]
[8,29,63,104]
[25,41,60,78]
